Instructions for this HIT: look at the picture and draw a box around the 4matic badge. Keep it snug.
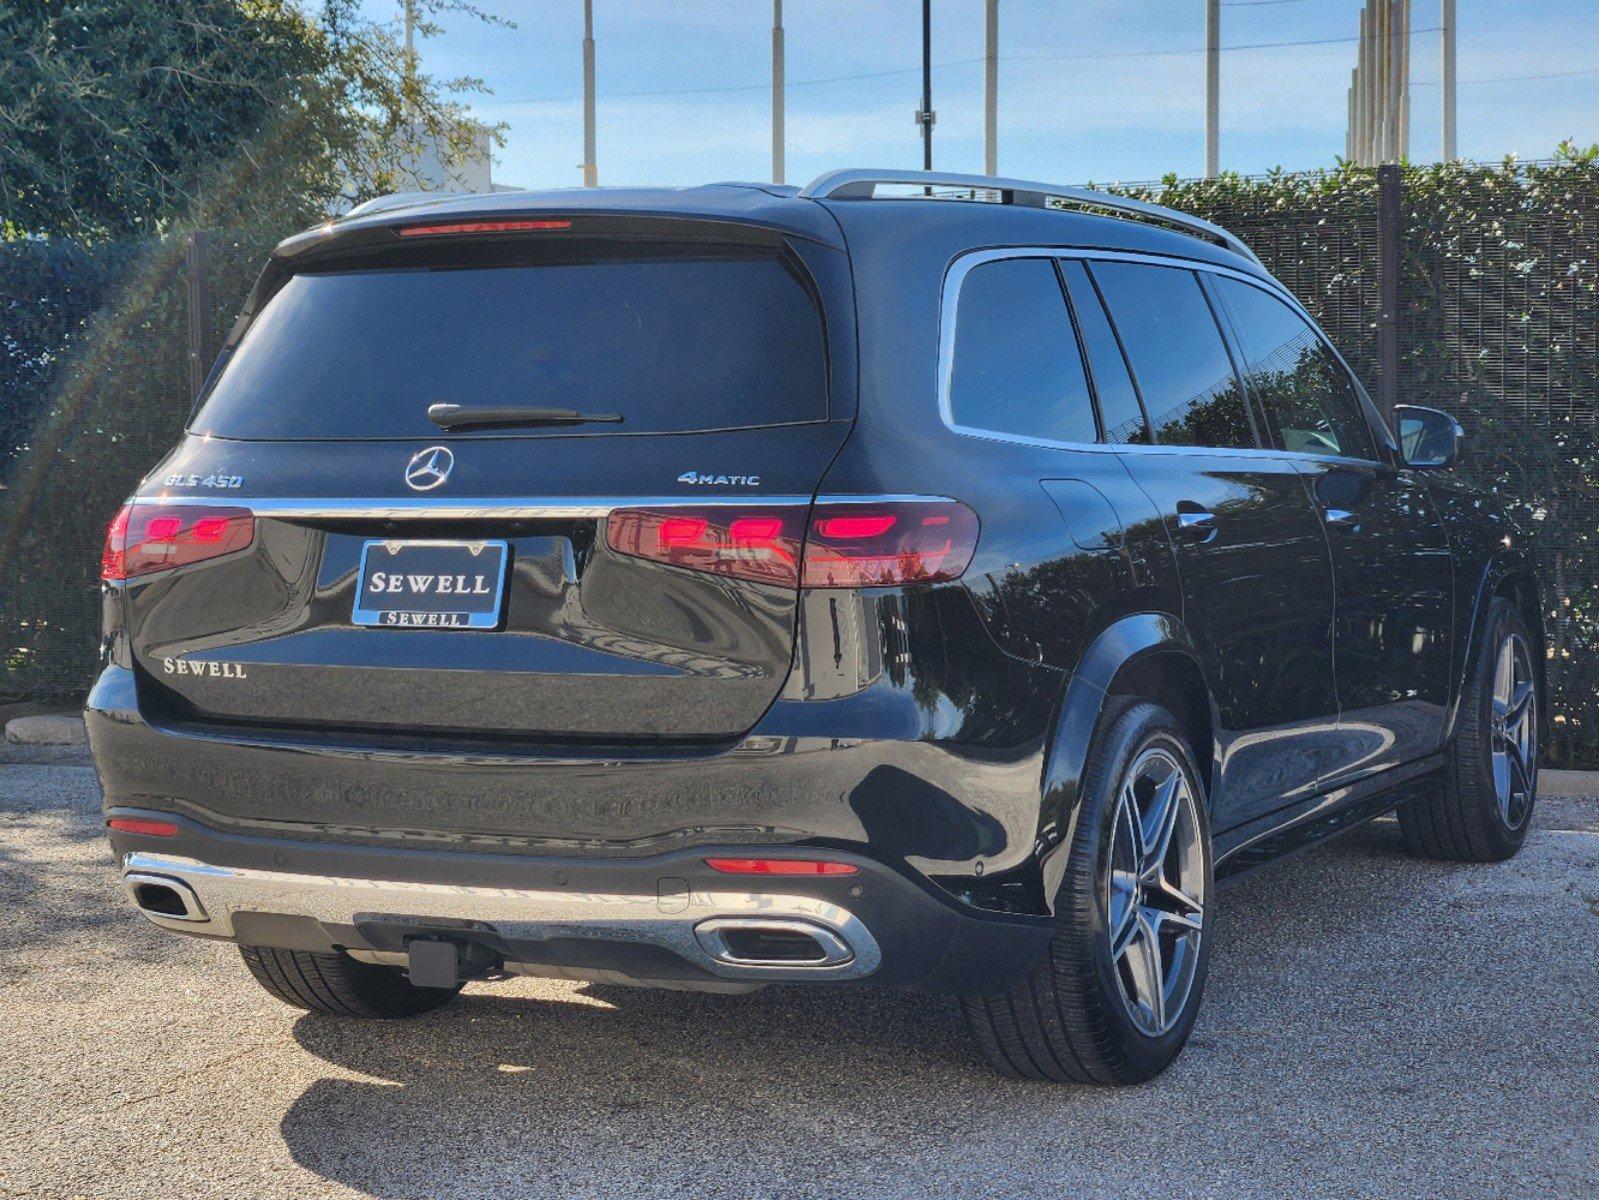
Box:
[676,471,761,487]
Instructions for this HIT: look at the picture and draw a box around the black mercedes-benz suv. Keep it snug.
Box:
[90,170,1543,1084]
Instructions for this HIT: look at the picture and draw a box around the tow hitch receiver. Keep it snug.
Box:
[406,937,498,989]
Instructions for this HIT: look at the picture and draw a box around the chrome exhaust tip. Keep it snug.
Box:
[124,872,208,923]
[694,917,855,969]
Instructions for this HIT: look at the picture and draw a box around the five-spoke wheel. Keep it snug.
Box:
[1490,631,1537,829]
[1106,747,1207,1038]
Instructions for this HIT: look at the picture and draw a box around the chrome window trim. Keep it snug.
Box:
[130,493,954,519]
[936,246,1388,464]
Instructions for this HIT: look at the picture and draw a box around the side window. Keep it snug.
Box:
[1216,278,1377,460]
[1089,262,1256,450]
[948,257,1098,445]
[1059,260,1150,444]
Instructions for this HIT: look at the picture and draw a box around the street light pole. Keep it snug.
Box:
[984,0,998,176]
[916,0,934,171]
[581,0,598,187]
[1204,0,1219,177]
[1441,0,1457,159]
[772,0,785,184]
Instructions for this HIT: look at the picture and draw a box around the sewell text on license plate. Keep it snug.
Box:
[352,539,510,630]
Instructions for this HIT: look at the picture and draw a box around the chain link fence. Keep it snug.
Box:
[3,160,1596,763]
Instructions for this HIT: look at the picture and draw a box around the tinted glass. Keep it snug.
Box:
[1090,262,1254,449]
[1217,278,1377,460]
[1060,260,1148,444]
[192,247,827,439]
[949,257,1098,444]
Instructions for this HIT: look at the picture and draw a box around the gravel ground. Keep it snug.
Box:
[3,746,1596,1200]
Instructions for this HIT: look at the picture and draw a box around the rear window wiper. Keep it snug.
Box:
[427,403,624,431]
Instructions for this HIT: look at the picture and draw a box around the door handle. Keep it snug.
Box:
[1177,509,1218,542]
[1323,507,1361,532]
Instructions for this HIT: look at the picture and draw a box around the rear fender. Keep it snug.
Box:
[1036,612,1210,911]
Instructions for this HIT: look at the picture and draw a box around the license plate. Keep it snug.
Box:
[352,540,509,630]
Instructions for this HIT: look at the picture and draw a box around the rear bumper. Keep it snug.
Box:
[108,809,1052,994]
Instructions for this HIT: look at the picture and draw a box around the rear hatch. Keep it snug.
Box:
[120,215,855,745]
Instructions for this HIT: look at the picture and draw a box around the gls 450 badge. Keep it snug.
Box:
[162,473,243,489]
[677,471,761,487]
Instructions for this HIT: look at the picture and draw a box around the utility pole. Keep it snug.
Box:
[1204,0,1219,177]
[1441,0,1457,159]
[915,0,934,171]
[984,0,998,176]
[772,0,785,184]
[581,0,598,187]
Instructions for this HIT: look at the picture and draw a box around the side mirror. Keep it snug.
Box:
[1393,405,1463,469]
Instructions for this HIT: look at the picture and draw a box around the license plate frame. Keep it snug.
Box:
[352,539,510,630]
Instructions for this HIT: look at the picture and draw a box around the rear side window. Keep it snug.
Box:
[191,246,828,440]
[1216,278,1377,460]
[948,257,1098,445]
[1089,262,1255,450]
[1059,261,1149,445]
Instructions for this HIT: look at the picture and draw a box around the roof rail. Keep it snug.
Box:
[798,168,1261,265]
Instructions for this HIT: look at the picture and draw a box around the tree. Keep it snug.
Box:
[0,0,509,240]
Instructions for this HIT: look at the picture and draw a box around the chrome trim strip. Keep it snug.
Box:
[935,247,1387,462]
[120,852,882,982]
[129,495,816,519]
[132,494,962,518]
[799,168,1262,264]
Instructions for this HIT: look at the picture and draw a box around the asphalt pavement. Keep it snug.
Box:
[3,743,1596,1199]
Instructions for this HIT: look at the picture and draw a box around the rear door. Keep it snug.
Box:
[125,224,855,744]
[1213,276,1454,781]
[1081,258,1343,830]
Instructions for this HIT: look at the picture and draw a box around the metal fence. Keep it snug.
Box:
[2,161,1596,763]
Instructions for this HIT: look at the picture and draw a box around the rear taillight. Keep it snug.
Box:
[801,501,978,588]
[606,506,804,586]
[604,500,977,589]
[100,503,254,581]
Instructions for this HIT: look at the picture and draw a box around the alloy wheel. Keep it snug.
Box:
[1490,632,1537,828]
[1105,745,1207,1038]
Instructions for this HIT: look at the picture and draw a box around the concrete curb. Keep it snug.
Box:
[5,713,87,746]
[1540,769,1599,799]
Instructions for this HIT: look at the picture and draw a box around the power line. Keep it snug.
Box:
[491,28,1440,106]
[1412,65,1599,87]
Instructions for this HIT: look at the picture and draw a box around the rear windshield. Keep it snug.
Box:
[191,244,828,439]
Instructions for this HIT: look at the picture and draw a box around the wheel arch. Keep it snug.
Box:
[1447,557,1548,746]
[1037,612,1218,908]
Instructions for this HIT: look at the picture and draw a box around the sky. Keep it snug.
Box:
[378,0,1599,190]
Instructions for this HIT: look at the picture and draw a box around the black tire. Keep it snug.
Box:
[1397,598,1538,862]
[239,945,461,1018]
[962,696,1213,1085]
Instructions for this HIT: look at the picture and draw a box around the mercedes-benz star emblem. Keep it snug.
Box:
[404,446,454,492]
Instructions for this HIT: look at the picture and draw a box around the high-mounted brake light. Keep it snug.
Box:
[398,219,573,237]
[101,503,254,581]
[605,500,978,590]
[107,817,180,838]
[704,858,859,876]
